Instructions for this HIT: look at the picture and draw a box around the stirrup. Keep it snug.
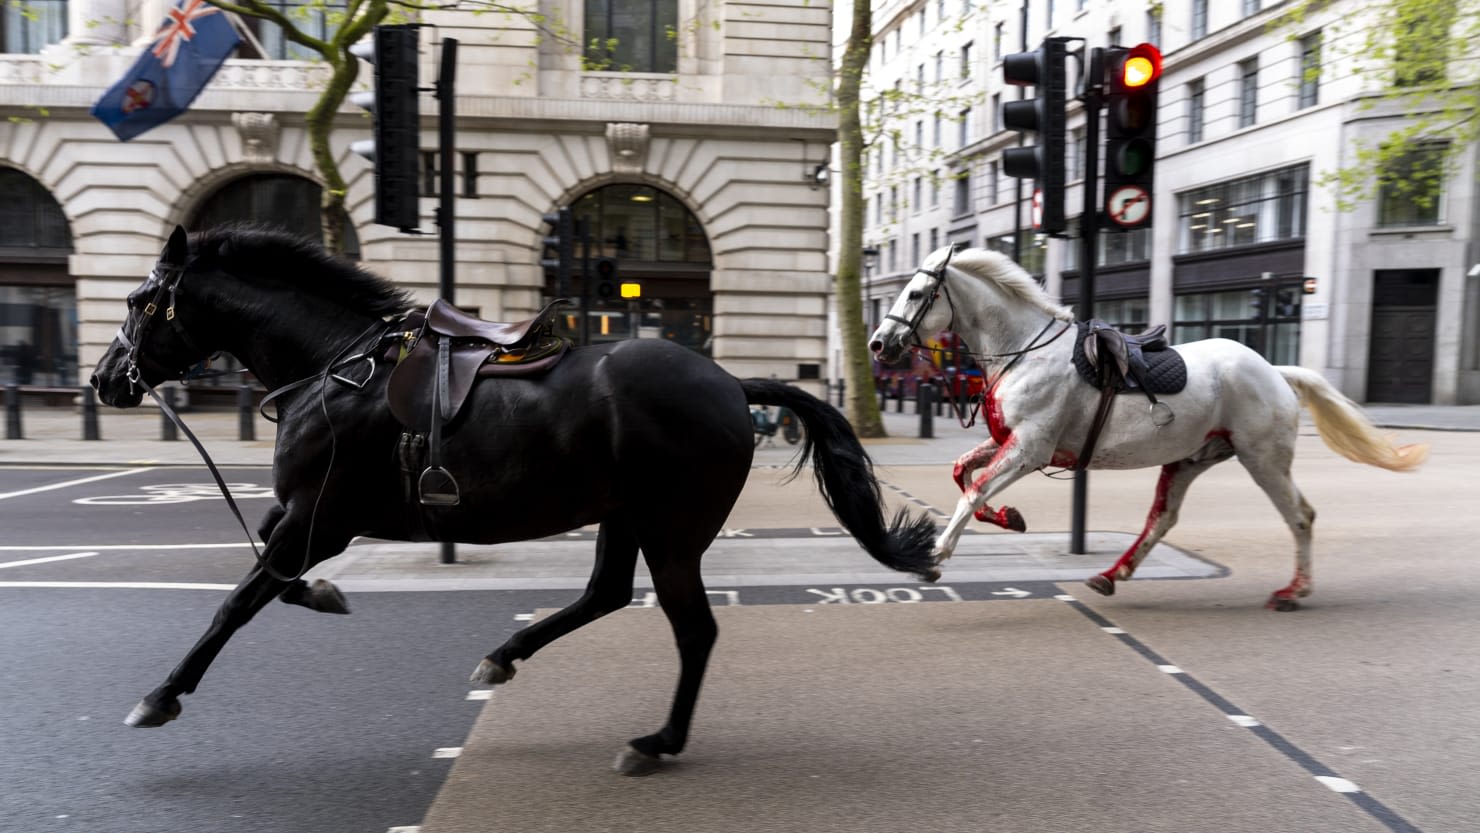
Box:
[418,466,461,506]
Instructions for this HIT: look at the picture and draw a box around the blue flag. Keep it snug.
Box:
[91,0,241,141]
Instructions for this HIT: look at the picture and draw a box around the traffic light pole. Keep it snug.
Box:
[1070,47,1103,556]
[579,220,592,347]
[436,36,459,566]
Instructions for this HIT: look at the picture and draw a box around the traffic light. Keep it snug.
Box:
[1001,38,1069,234]
[594,256,619,301]
[350,25,421,233]
[1102,42,1162,232]
[541,207,574,296]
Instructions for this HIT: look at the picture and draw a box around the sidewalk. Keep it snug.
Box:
[3,396,1478,468]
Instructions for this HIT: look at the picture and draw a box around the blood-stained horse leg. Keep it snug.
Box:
[950,440,1026,535]
[1235,445,1316,611]
[935,435,1045,562]
[1084,455,1224,597]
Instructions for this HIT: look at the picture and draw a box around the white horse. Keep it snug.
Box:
[868,245,1428,610]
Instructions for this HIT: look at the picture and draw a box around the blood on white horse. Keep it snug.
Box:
[869,245,1427,610]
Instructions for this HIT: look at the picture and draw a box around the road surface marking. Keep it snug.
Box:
[466,690,493,701]
[0,552,99,570]
[1316,776,1362,793]
[0,543,253,552]
[1227,714,1261,728]
[0,468,150,500]
[0,581,234,590]
[1157,664,1184,674]
[432,747,462,759]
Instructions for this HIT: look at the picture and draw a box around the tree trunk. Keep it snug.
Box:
[307,55,358,254]
[835,0,885,438]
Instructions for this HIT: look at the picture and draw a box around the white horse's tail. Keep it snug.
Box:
[1277,367,1429,472]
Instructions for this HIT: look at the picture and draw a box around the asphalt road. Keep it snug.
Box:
[3,429,1478,833]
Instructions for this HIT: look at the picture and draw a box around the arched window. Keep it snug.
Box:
[583,0,677,73]
[1,0,66,54]
[0,167,74,386]
[189,173,360,257]
[553,184,713,353]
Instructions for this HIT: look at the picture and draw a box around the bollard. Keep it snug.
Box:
[837,378,845,408]
[237,383,256,441]
[918,383,935,439]
[81,385,101,440]
[160,385,179,441]
[5,384,21,440]
[895,379,905,413]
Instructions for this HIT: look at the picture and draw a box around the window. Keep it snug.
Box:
[1394,4,1455,86]
[1298,32,1321,109]
[1191,0,1208,40]
[988,231,1046,276]
[959,107,971,147]
[1174,285,1302,364]
[1177,165,1308,254]
[249,0,348,60]
[571,184,711,263]
[1108,26,1121,47]
[912,176,922,213]
[2,0,66,53]
[887,240,898,272]
[1147,8,1162,45]
[914,120,924,148]
[1237,57,1258,128]
[584,0,678,73]
[1068,127,1084,181]
[929,228,939,253]
[1046,0,1055,29]
[916,63,926,93]
[989,93,1000,133]
[1187,78,1205,144]
[935,51,944,83]
[1242,0,1260,16]
[917,9,926,38]
[993,22,1004,62]
[420,151,482,198]
[930,171,941,207]
[933,112,942,147]
[987,160,999,204]
[0,167,74,387]
[1378,143,1447,227]
[1100,227,1150,266]
[1095,298,1150,332]
[890,186,899,221]
[953,171,972,216]
[960,42,973,79]
[911,233,921,265]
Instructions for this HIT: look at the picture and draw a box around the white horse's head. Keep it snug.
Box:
[868,245,961,364]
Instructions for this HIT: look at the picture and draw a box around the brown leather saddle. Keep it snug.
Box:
[1071,319,1185,470]
[386,298,570,505]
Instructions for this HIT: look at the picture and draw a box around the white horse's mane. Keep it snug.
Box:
[935,247,1075,322]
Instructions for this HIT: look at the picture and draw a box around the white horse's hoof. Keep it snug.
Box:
[931,544,955,563]
[613,746,663,776]
[469,658,516,685]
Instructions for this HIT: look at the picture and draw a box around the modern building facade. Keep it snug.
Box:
[0,0,838,393]
[854,0,1480,405]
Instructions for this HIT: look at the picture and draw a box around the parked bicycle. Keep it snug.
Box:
[750,403,802,446]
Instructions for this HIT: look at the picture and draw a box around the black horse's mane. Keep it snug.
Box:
[191,225,415,318]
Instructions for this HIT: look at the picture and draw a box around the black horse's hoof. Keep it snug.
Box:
[613,746,663,776]
[1003,507,1026,533]
[306,579,350,614]
[1267,596,1301,612]
[124,698,181,727]
[1085,575,1115,596]
[469,658,516,685]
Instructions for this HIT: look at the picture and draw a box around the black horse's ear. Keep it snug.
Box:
[164,225,189,265]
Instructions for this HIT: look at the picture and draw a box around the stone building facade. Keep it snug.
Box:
[0,0,838,392]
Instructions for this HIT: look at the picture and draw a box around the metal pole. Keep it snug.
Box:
[437,36,459,566]
[579,220,592,347]
[918,383,935,438]
[237,383,255,441]
[160,386,178,441]
[1070,47,1104,556]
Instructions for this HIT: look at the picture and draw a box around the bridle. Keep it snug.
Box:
[115,260,219,391]
[883,245,960,348]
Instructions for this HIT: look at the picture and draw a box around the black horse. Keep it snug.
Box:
[90,225,937,775]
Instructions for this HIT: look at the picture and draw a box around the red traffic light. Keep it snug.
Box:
[1119,43,1162,89]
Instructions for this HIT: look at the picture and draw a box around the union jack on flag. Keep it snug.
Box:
[91,0,240,141]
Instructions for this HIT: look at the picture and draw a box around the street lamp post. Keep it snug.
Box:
[862,245,881,331]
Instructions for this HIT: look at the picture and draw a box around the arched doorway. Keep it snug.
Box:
[188,172,360,257]
[0,167,75,386]
[548,183,714,354]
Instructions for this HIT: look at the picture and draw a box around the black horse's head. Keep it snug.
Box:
[91,225,217,407]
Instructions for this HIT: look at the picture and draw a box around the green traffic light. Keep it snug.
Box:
[1115,140,1153,177]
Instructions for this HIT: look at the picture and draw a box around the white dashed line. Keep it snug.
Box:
[1226,714,1261,728]
[466,690,493,701]
[0,468,150,500]
[0,581,235,591]
[1315,776,1362,793]
[513,613,535,621]
[1054,594,1077,601]
[432,747,463,759]
[1157,665,1185,674]
[387,827,422,832]
[1100,626,1126,634]
[0,552,99,570]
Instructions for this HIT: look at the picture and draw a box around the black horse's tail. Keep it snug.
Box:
[741,378,939,581]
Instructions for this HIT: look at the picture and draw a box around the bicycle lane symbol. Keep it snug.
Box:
[73,484,277,505]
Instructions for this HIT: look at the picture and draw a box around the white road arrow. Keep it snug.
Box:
[990,587,1032,598]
